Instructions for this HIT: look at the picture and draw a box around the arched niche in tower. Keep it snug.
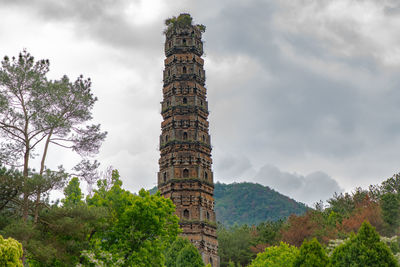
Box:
[183,132,188,140]
[183,97,187,104]
[183,168,189,178]
[183,209,189,219]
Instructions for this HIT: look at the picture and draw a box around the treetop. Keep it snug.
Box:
[164,13,206,34]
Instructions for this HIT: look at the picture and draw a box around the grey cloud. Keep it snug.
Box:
[254,164,343,205]
[0,0,162,54]
[204,0,400,161]
[2,0,400,196]
[214,153,252,180]
[384,0,400,15]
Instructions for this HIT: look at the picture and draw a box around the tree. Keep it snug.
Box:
[87,171,180,266]
[249,242,299,267]
[164,13,206,34]
[338,194,383,234]
[380,173,400,195]
[62,177,83,207]
[381,193,400,235]
[1,172,106,266]
[218,224,254,266]
[165,237,192,267]
[166,237,205,267]
[1,204,106,266]
[331,221,398,267]
[0,166,23,212]
[0,50,106,222]
[0,234,23,266]
[281,212,319,247]
[293,238,329,267]
[176,243,204,267]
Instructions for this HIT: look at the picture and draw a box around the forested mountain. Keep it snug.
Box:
[150,182,309,226]
[214,182,308,226]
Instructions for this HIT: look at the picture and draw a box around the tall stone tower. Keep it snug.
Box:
[158,14,219,266]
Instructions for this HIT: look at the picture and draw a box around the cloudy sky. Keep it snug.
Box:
[1,0,400,206]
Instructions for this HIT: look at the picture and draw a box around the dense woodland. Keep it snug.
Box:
[216,173,400,266]
[1,52,400,266]
[214,182,308,226]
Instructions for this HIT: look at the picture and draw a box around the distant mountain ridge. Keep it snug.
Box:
[214,182,308,226]
[149,182,308,226]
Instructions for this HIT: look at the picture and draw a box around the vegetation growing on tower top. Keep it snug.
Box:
[164,13,206,34]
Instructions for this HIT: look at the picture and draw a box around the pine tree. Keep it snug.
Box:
[293,238,329,267]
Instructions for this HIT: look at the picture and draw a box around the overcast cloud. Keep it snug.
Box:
[1,0,400,205]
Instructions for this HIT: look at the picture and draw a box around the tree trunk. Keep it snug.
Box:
[33,129,53,223]
[22,147,30,222]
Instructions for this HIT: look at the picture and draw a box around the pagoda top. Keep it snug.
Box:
[164,13,206,37]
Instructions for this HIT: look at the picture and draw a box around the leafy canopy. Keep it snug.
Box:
[165,13,206,33]
[293,238,329,267]
[249,242,299,267]
[330,221,398,267]
[176,243,204,267]
[165,237,204,267]
[0,234,23,267]
[62,177,84,207]
[86,171,181,266]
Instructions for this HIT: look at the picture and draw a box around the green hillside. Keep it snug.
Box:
[214,182,308,226]
[149,182,308,226]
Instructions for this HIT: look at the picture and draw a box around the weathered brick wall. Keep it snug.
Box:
[158,22,219,266]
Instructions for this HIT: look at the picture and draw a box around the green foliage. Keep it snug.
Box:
[218,224,254,266]
[0,166,23,212]
[330,221,398,267]
[165,237,192,267]
[0,234,23,267]
[327,190,363,220]
[2,204,106,266]
[1,169,179,266]
[381,193,400,235]
[254,220,284,245]
[293,238,329,267]
[62,177,83,207]
[380,173,400,195]
[0,50,106,221]
[164,13,206,34]
[214,182,308,226]
[176,242,204,267]
[87,172,180,266]
[165,13,192,28]
[249,242,299,267]
[165,237,205,267]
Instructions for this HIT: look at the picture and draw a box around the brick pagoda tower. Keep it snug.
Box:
[158,14,219,266]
